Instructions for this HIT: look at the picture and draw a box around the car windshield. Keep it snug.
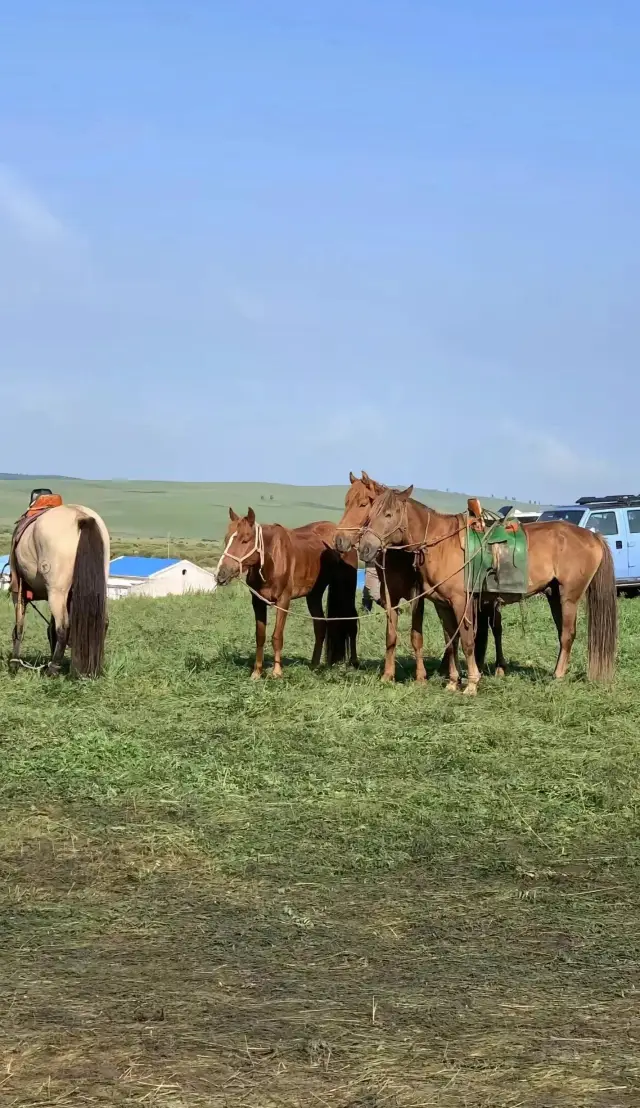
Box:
[538,509,585,525]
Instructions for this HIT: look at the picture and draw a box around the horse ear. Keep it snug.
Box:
[398,485,414,501]
[349,471,357,484]
[361,470,371,483]
[372,480,386,495]
[229,507,239,521]
[247,507,255,525]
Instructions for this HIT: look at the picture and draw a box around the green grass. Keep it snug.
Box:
[1,587,639,1106]
[0,476,541,542]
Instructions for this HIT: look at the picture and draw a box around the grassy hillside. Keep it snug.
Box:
[0,587,638,1105]
[0,476,541,543]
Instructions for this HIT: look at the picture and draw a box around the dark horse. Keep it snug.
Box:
[335,472,507,681]
[360,486,618,695]
[216,508,358,678]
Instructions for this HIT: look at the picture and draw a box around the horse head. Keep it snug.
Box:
[359,485,414,564]
[216,507,262,585]
[335,470,386,553]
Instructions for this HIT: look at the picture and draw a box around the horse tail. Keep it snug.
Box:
[586,534,618,681]
[70,517,107,677]
[325,554,358,666]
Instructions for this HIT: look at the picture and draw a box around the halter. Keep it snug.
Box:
[216,522,266,581]
[361,499,411,552]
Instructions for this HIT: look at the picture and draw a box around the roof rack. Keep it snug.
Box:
[576,494,640,508]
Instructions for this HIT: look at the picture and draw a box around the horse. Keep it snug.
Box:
[10,505,110,677]
[335,472,507,682]
[359,486,618,694]
[215,508,358,678]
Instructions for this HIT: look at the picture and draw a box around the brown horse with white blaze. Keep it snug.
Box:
[216,508,358,678]
[359,486,617,695]
[335,472,507,681]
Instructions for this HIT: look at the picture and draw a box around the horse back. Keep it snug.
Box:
[15,505,110,594]
[524,519,603,588]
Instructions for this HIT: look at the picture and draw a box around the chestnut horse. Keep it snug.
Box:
[216,508,358,678]
[335,472,506,681]
[359,486,617,694]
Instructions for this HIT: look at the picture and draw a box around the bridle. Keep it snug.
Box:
[216,522,266,581]
[361,499,412,553]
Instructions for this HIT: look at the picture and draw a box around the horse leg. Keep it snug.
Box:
[46,589,70,677]
[271,600,290,678]
[454,598,482,696]
[9,590,26,669]
[410,596,427,682]
[48,615,57,656]
[547,582,578,679]
[381,605,399,682]
[251,595,268,680]
[306,585,326,668]
[491,604,506,677]
[474,603,490,673]
[435,599,459,679]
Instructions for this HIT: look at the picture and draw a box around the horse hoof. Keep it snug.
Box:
[495,666,506,678]
[250,669,262,681]
[445,680,459,693]
[8,657,20,673]
[463,683,478,697]
[270,669,283,680]
[381,673,395,683]
[45,665,61,678]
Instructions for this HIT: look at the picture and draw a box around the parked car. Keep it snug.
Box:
[538,495,640,591]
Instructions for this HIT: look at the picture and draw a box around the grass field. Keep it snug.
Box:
[0,476,541,543]
[1,586,639,1107]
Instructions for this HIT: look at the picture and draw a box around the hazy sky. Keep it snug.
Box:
[1,0,638,501]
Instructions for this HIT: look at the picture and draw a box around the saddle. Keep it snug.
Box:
[9,489,63,599]
[465,497,528,596]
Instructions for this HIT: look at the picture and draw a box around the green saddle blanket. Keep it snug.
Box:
[465,519,528,596]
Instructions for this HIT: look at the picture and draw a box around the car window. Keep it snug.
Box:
[538,509,585,525]
[586,511,618,536]
[628,510,640,535]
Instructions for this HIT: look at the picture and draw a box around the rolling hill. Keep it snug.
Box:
[0,476,542,540]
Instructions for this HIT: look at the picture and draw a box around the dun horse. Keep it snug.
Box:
[335,472,506,681]
[359,486,618,694]
[10,505,110,677]
[216,508,358,678]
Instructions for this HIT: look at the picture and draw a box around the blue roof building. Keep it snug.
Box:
[109,556,180,578]
[107,555,217,599]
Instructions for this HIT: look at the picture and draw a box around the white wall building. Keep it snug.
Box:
[108,556,217,599]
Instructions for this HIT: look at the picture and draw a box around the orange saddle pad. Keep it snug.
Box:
[27,494,63,515]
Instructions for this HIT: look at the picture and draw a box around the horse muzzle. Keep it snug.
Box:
[359,533,381,565]
[216,562,238,586]
[335,533,353,553]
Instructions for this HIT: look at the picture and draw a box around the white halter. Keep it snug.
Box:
[216,522,265,581]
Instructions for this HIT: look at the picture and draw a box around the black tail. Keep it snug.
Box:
[325,554,358,666]
[70,517,107,677]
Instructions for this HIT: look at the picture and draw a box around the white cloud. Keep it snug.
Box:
[501,419,613,484]
[315,405,388,447]
[0,165,71,245]
[227,288,267,323]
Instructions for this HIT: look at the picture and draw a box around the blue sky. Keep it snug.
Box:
[1,0,638,501]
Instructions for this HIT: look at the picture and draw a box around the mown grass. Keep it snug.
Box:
[1,586,639,1106]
